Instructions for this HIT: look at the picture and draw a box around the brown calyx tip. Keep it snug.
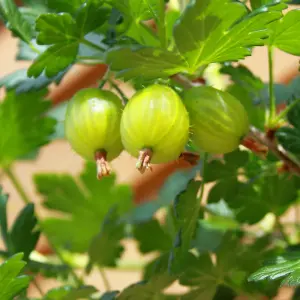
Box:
[95,150,111,180]
[179,151,200,166]
[136,148,153,174]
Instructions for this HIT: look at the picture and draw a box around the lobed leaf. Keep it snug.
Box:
[0,89,56,167]
[0,0,34,43]
[10,204,40,260]
[268,9,300,55]
[34,162,132,254]
[0,253,30,300]
[249,251,300,286]
[106,46,186,80]
[174,0,285,73]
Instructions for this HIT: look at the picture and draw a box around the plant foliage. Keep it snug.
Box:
[1,0,300,299]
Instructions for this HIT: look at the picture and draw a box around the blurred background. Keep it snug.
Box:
[1,3,300,299]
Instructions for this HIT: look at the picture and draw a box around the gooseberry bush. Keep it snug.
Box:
[2,0,300,299]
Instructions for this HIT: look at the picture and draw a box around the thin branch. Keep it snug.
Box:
[3,168,30,204]
[99,267,111,291]
[248,126,300,176]
[268,46,276,124]
[171,74,197,89]
[109,80,128,105]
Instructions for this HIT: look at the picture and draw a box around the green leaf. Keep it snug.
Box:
[26,259,70,280]
[0,89,56,167]
[22,0,48,11]
[182,233,275,299]
[0,0,34,43]
[35,13,79,45]
[276,100,300,158]
[110,0,162,47]
[106,46,186,80]
[249,251,300,286]
[221,64,265,93]
[133,219,173,254]
[27,42,79,78]
[44,285,97,300]
[0,187,9,248]
[75,2,109,35]
[260,174,299,216]
[16,40,47,61]
[46,0,87,14]
[207,179,268,224]
[47,102,68,140]
[118,255,175,300]
[206,199,235,220]
[173,0,285,73]
[100,291,119,300]
[227,84,265,130]
[193,220,226,252]
[180,253,218,300]
[222,64,300,107]
[0,68,68,94]
[10,204,40,260]
[205,150,249,183]
[34,162,133,253]
[268,10,300,55]
[0,253,30,300]
[28,6,109,78]
[125,165,200,223]
[250,0,278,10]
[87,208,124,269]
[169,180,201,273]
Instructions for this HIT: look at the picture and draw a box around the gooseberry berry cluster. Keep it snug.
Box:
[65,84,249,179]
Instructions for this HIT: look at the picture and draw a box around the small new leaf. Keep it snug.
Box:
[0,90,56,167]
[110,0,162,47]
[0,253,30,300]
[174,0,285,73]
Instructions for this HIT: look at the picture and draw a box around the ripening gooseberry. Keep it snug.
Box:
[120,84,190,172]
[64,88,123,178]
[183,86,249,154]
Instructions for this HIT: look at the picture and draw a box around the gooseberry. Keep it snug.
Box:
[120,84,190,172]
[64,88,123,178]
[183,86,249,154]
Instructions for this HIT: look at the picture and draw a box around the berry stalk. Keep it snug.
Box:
[95,150,111,179]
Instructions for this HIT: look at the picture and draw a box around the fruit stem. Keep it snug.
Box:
[267,45,276,125]
[95,150,111,179]
[136,149,153,174]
